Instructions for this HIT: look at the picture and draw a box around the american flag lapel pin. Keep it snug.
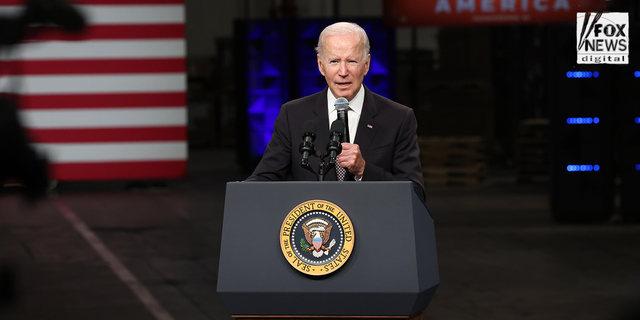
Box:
[367,124,373,129]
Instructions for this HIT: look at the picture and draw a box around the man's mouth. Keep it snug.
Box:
[336,82,351,88]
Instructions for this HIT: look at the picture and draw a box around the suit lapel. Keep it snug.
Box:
[311,87,337,181]
[354,86,379,157]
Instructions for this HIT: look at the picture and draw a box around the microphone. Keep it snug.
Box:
[327,120,344,165]
[334,97,350,143]
[299,120,317,167]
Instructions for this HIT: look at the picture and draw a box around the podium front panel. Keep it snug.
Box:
[217,181,438,316]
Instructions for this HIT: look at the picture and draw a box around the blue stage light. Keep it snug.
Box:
[635,117,640,124]
[566,71,598,78]
[567,117,599,124]
[567,164,600,172]
[635,71,640,78]
[636,164,640,171]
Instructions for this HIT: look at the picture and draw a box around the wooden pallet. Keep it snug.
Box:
[419,136,486,185]
[515,119,549,182]
[423,164,486,185]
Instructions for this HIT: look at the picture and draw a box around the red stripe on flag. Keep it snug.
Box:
[24,24,184,41]
[0,0,183,5]
[17,92,186,109]
[50,160,187,181]
[27,126,186,143]
[4,58,185,75]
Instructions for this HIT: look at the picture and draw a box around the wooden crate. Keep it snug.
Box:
[419,136,486,185]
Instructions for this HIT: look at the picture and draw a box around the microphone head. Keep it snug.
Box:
[334,97,349,111]
[302,120,317,139]
[330,119,345,134]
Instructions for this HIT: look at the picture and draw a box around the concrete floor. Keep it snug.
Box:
[1,148,639,320]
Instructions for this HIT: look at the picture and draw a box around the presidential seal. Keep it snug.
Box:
[280,200,355,276]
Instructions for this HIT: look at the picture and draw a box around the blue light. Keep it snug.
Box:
[566,71,598,78]
[566,71,573,78]
[635,71,640,78]
[567,164,600,172]
[636,117,640,124]
[567,117,599,124]
[636,164,640,171]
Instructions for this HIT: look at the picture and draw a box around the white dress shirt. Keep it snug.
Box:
[326,84,365,144]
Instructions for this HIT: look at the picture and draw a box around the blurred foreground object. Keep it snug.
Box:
[0,0,85,46]
[0,98,48,199]
[0,0,85,199]
[0,264,16,308]
[24,0,86,32]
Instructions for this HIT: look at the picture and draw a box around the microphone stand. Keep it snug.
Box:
[301,151,333,181]
[299,121,342,181]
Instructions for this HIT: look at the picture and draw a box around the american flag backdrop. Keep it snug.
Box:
[0,0,187,181]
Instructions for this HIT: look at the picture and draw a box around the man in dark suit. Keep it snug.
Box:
[246,22,425,200]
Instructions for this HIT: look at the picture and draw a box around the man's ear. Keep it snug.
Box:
[364,54,371,75]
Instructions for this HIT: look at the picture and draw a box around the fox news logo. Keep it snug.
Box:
[577,12,629,64]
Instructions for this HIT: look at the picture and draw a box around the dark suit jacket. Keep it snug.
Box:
[246,86,425,200]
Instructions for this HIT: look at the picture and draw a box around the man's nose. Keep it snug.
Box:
[338,62,348,76]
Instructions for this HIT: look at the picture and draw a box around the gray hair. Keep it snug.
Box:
[315,22,370,61]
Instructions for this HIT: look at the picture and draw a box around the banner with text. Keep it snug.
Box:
[384,0,608,26]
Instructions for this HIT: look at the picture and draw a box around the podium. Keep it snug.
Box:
[217,181,439,319]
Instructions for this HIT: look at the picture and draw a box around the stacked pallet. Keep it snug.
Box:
[515,119,549,183]
[419,136,486,185]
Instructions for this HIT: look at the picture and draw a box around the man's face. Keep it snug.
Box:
[317,33,370,101]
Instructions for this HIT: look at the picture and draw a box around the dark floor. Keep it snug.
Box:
[1,148,639,320]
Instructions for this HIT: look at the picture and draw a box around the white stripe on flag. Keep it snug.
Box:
[80,5,185,24]
[0,5,184,26]
[33,141,187,163]
[20,107,186,129]
[10,40,185,60]
[0,6,22,15]
[0,74,186,94]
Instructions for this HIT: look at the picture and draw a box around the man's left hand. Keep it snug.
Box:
[337,143,365,177]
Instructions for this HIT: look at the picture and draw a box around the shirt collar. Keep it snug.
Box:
[327,84,365,116]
